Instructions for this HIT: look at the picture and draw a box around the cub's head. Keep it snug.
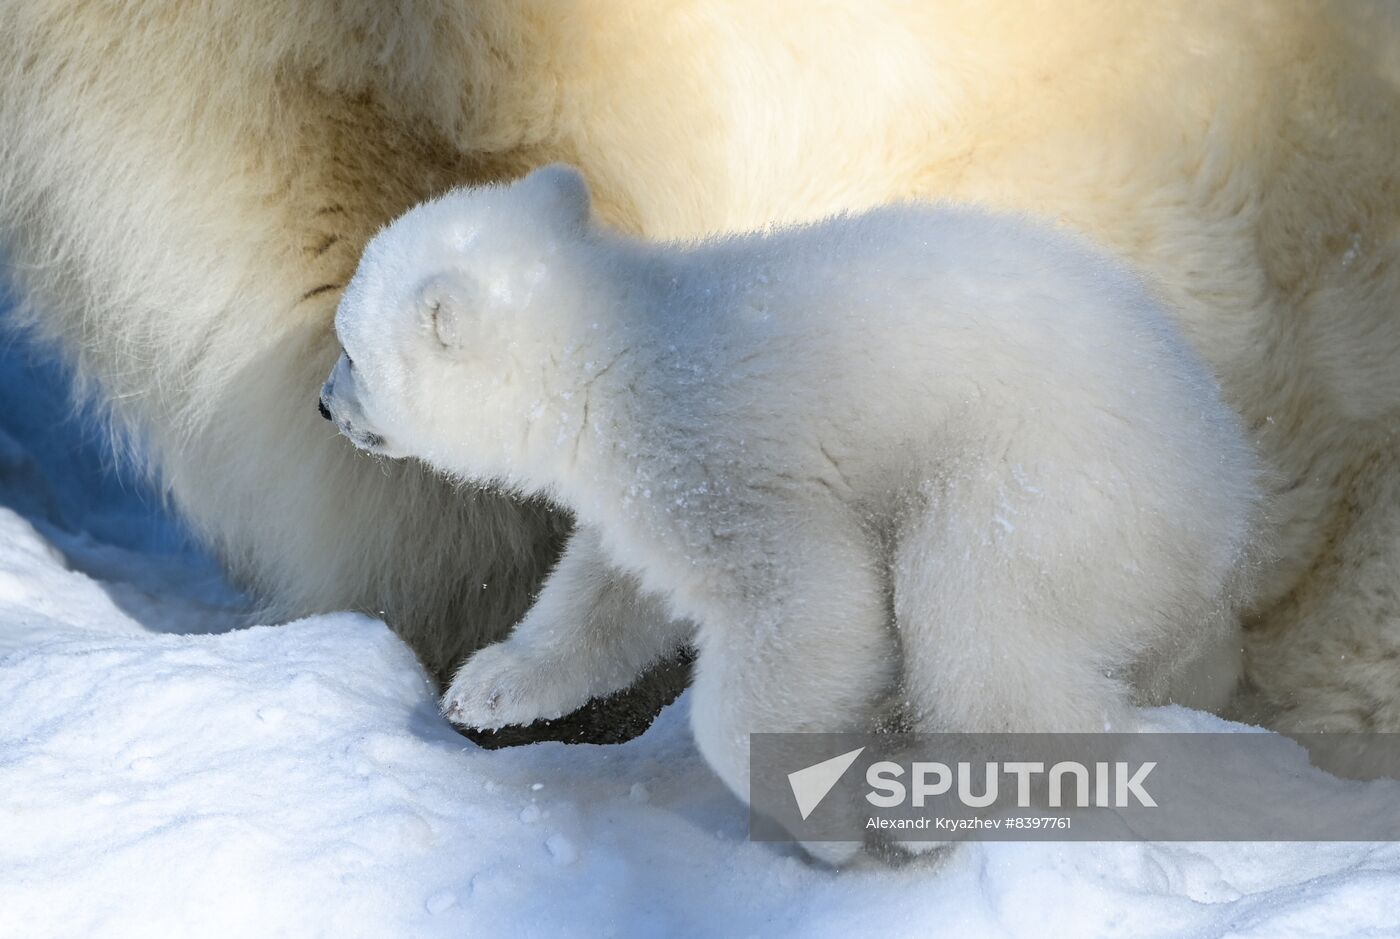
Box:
[319,164,594,467]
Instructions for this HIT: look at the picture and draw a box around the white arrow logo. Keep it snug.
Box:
[787,747,865,820]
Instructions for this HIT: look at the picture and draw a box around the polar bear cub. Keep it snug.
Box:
[323,164,1260,849]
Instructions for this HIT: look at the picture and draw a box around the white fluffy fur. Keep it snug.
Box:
[323,166,1261,859]
[4,2,1400,733]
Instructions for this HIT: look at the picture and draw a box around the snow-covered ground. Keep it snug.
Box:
[3,316,1400,939]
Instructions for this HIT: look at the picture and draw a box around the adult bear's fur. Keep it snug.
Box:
[3,1,1400,736]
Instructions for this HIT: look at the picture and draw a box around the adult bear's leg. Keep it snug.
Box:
[0,28,683,741]
[1244,447,1400,738]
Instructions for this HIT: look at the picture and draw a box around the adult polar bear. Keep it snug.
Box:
[2,1,1399,735]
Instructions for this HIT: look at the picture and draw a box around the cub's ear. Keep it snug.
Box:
[520,164,592,230]
[417,274,476,349]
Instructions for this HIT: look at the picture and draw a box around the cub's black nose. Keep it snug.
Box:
[318,398,333,421]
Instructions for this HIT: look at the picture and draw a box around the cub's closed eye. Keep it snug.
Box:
[344,354,354,368]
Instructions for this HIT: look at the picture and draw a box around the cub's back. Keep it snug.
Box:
[669,204,1214,456]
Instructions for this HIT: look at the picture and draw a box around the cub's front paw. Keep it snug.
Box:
[441,642,586,730]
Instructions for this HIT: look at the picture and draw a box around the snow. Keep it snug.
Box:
[3,317,1400,938]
